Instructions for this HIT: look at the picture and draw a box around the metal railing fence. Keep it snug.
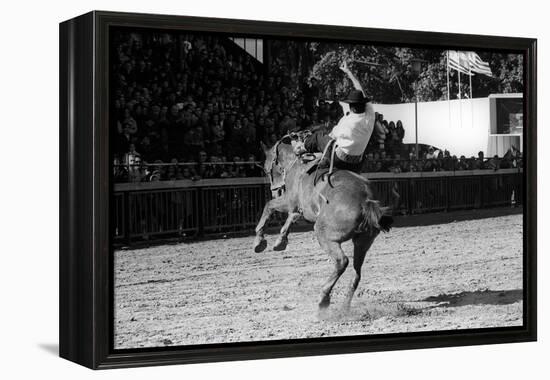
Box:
[112,169,522,246]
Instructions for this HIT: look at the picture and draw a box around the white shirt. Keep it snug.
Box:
[329,102,375,156]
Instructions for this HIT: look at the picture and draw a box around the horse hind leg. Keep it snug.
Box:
[273,212,300,251]
[316,230,349,310]
[343,231,378,312]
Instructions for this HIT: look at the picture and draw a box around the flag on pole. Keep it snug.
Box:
[467,52,493,77]
[446,50,492,77]
[447,51,471,75]
[446,50,491,130]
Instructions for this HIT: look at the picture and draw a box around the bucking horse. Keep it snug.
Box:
[253,134,393,313]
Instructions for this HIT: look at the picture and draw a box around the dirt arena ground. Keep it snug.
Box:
[114,213,523,349]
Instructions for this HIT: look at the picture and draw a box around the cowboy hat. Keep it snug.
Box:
[342,89,369,104]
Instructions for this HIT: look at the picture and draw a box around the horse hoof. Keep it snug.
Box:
[318,297,331,310]
[273,237,288,251]
[253,237,267,253]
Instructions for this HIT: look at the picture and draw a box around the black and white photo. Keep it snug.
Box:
[111,26,526,348]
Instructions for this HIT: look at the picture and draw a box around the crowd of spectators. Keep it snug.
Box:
[111,31,522,182]
[362,147,522,174]
[112,31,340,181]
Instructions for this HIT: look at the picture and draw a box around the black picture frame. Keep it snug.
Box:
[59,10,537,369]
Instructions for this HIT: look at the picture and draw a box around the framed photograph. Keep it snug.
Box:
[59,11,536,369]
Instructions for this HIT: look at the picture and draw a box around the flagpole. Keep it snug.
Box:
[447,51,451,101]
[447,51,451,129]
[469,66,473,99]
[469,56,474,129]
[458,64,462,128]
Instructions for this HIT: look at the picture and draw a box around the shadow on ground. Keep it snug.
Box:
[337,289,523,322]
[422,289,523,307]
[38,343,58,356]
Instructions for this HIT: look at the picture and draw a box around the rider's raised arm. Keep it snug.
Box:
[340,61,365,96]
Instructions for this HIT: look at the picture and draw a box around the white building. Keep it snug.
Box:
[373,93,523,157]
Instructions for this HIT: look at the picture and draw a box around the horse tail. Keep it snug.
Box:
[358,199,393,234]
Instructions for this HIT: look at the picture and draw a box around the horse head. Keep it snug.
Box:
[260,135,295,197]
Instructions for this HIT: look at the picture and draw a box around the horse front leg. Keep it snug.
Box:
[253,197,287,253]
[273,212,301,251]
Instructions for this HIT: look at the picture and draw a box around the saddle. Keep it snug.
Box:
[288,130,337,194]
